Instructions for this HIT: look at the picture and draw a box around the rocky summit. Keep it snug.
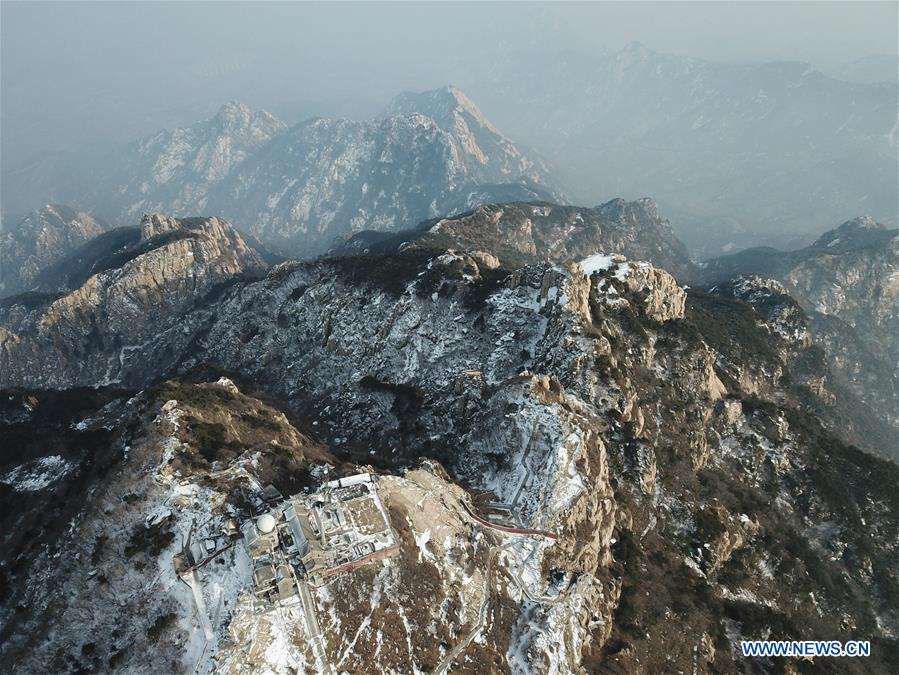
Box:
[1,206,897,673]
[333,198,693,282]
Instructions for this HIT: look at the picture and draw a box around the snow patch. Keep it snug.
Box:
[0,455,73,492]
[578,253,615,275]
[414,528,434,562]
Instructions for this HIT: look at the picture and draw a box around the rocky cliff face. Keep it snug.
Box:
[0,214,267,388]
[332,198,694,281]
[783,218,898,360]
[700,217,899,435]
[0,204,108,297]
[703,275,899,459]
[1,220,896,673]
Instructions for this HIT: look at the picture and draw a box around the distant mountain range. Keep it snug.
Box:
[464,42,898,255]
[5,51,895,259]
[2,87,562,256]
[825,54,899,85]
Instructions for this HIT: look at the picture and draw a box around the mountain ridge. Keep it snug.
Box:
[1,213,897,672]
[332,197,693,281]
[699,216,899,436]
[1,87,564,258]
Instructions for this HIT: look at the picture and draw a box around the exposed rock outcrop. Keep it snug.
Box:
[0,215,267,387]
[335,199,694,281]
[0,204,108,297]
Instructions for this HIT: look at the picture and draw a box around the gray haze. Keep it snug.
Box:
[3,1,896,167]
[2,1,897,254]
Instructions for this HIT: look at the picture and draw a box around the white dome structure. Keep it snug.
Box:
[257,513,276,534]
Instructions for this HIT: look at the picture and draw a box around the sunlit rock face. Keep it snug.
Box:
[0,214,268,389]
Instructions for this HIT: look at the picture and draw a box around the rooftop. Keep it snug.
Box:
[243,472,399,605]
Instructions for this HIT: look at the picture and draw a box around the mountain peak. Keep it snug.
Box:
[837,215,883,232]
[596,196,661,222]
[386,85,499,134]
[621,40,649,54]
[442,84,484,111]
[813,215,888,248]
[217,99,251,116]
[209,101,284,135]
[212,100,252,127]
[615,40,654,63]
[140,213,183,240]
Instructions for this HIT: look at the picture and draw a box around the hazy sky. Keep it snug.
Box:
[2,1,897,169]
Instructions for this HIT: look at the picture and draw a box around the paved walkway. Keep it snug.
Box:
[460,501,557,540]
[298,579,333,675]
[186,569,215,641]
[432,498,560,674]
